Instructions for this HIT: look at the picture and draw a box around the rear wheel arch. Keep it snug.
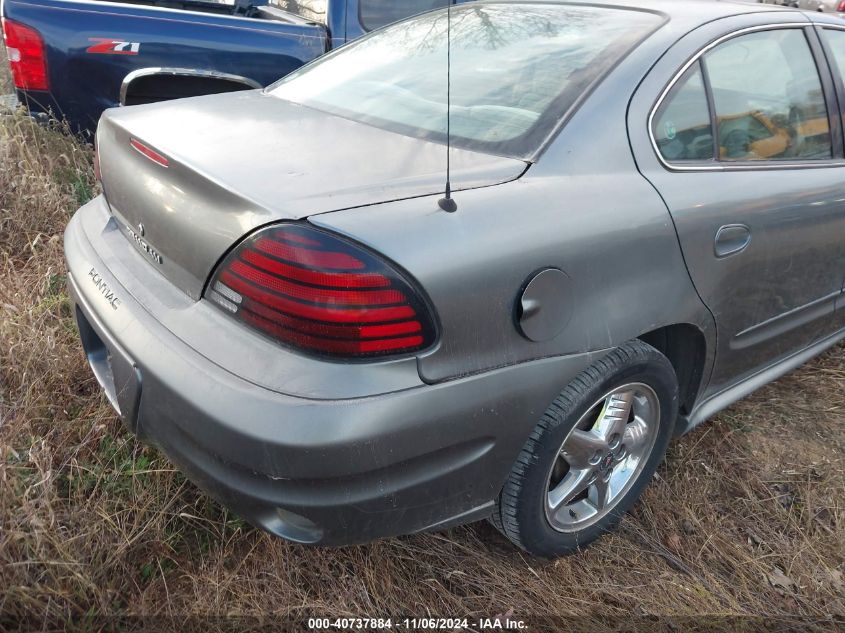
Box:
[638,323,707,417]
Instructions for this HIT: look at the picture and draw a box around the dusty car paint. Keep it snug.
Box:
[630,10,845,408]
[97,94,528,300]
[65,0,845,545]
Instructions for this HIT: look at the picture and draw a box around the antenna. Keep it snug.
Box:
[437,0,457,213]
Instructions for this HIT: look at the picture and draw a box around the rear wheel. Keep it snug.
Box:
[492,341,678,557]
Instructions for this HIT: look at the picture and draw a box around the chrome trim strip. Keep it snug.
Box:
[731,289,840,349]
[646,22,845,172]
[26,0,276,24]
[119,67,263,106]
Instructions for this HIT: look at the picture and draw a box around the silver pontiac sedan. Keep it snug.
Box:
[65,0,845,557]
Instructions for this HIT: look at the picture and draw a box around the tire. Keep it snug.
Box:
[492,340,678,558]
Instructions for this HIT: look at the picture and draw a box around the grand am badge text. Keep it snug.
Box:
[126,224,164,265]
[88,268,121,311]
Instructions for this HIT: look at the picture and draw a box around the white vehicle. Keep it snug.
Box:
[797,0,845,14]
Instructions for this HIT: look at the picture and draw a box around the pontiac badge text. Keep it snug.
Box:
[88,267,121,311]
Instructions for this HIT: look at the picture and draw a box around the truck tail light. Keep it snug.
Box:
[838,0,845,11]
[205,224,437,359]
[2,18,48,91]
[93,136,101,182]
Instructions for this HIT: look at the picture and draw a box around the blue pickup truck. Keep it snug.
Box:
[1,0,458,135]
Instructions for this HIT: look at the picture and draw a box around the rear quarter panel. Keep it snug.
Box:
[3,0,327,133]
[311,17,717,384]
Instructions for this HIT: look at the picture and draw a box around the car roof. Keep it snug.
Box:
[476,0,797,22]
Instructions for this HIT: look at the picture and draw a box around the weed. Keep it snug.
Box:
[0,76,842,631]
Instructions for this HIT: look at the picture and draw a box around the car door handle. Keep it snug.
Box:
[714,224,751,258]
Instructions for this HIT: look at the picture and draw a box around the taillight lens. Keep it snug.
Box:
[93,137,101,183]
[2,18,48,91]
[838,0,845,11]
[130,138,169,168]
[205,224,437,359]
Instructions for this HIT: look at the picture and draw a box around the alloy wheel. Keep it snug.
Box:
[544,383,660,533]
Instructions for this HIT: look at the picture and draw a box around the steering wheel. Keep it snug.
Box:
[721,128,751,159]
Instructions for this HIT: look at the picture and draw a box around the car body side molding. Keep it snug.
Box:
[677,324,845,435]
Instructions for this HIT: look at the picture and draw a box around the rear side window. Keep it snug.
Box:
[653,28,832,164]
[360,0,450,31]
[652,63,713,161]
[269,0,327,22]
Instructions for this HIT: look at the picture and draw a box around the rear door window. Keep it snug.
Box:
[704,29,831,161]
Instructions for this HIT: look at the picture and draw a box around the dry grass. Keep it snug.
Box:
[0,111,843,632]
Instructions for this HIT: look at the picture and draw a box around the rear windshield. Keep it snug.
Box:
[268,0,327,22]
[268,3,661,158]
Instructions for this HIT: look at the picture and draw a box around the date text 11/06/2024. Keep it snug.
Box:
[307,617,528,630]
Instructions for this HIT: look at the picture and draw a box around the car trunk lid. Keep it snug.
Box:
[97,90,527,299]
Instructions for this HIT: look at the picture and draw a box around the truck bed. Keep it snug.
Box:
[1,0,465,135]
[2,0,332,134]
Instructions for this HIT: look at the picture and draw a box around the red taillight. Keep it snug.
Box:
[2,18,48,91]
[93,138,101,183]
[206,224,437,359]
[838,0,845,12]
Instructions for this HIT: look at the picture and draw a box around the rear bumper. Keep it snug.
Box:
[64,197,600,544]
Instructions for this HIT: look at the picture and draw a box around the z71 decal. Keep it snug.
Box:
[87,38,141,55]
